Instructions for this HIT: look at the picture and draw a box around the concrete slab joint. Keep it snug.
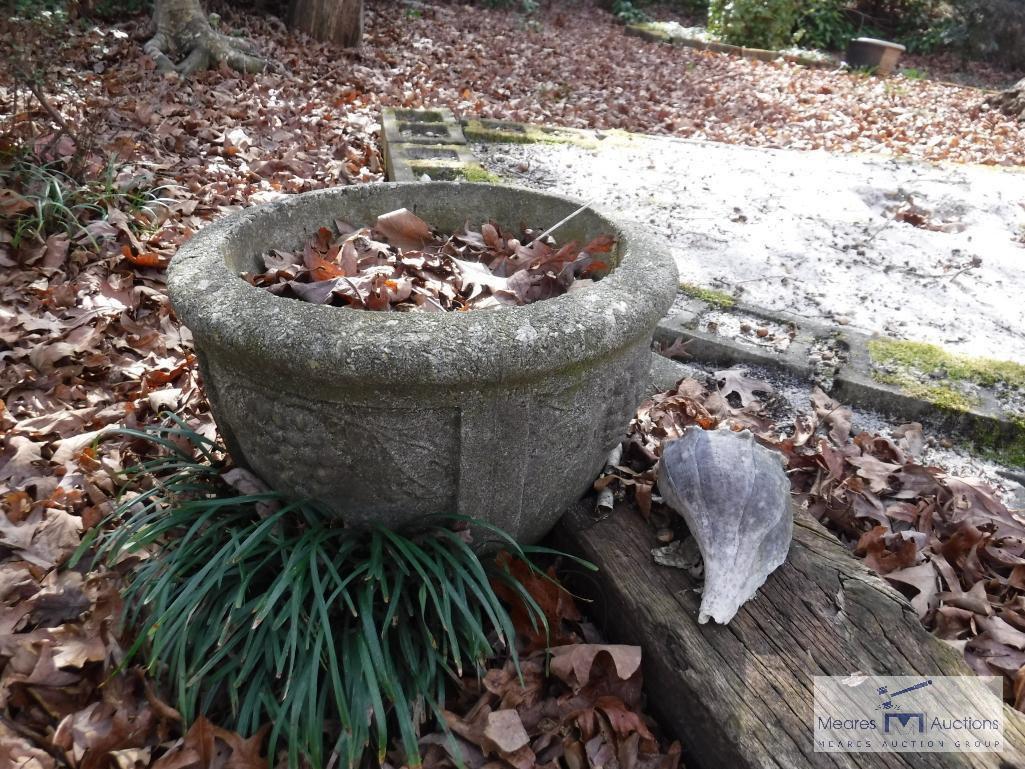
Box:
[382,107,495,183]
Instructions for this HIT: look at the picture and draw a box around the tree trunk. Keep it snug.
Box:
[289,0,363,47]
[969,0,1025,119]
[989,78,1025,121]
[144,0,275,76]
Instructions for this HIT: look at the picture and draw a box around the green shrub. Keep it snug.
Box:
[10,0,67,17]
[849,0,952,51]
[794,0,855,50]
[613,0,649,23]
[707,0,799,49]
[927,0,1025,66]
[74,415,592,769]
[791,0,961,54]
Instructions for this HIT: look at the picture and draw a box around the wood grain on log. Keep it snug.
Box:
[553,503,1025,769]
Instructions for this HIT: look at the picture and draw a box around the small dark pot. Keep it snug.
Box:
[845,37,906,76]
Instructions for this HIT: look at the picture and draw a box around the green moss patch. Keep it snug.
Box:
[868,339,1025,467]
[868,339,1025,390]
[403,162,502,183]
[464,126,540,144]
[873,373,979,412]
[968,416,1025,468]
[460,165,503,184]
[679,282,736,308]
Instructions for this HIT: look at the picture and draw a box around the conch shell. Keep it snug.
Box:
[657,427,793,624]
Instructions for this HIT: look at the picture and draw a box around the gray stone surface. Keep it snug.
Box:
[647,350,697,394]
[382,108,494,183]
[474,135,1025,364]
[167,182,678,542]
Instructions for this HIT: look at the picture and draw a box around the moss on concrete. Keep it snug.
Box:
[866,340,1025,467]
[873,372,979,412]
[679,282,736,308]
[462,120,598,148]
[460,165,503,184]
[970,415,1025,468]
[868,339,1025,389]
[402,162,502,183]
[464,126,541,144]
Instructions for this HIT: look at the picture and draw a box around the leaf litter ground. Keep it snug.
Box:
[2,0,1025,765]
[600,358,1025,710]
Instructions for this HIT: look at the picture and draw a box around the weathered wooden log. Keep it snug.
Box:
[552,503,1025,769]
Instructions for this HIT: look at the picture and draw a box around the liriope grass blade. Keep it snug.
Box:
[82,420,591,769]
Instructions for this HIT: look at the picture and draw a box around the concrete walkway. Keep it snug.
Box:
[474,134,1025,363]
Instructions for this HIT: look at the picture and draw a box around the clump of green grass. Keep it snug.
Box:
[1,154,176,249]
[900,67,928,80]
[74,415,586,768]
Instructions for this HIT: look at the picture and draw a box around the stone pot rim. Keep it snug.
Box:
[850,37,907,52]
[167,182,677,387]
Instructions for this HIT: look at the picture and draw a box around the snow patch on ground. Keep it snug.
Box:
[476,135,1025,363]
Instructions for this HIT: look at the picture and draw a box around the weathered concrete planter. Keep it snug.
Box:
[845,37,906,75]
[168,183,677,542]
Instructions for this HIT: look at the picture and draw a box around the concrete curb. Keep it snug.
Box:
[655,296,1024,461]
[381,108,496,183]
[462,118,598,146]
[625,23,839,70]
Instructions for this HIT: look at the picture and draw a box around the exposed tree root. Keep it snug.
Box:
[144,0,278,76]
[987,77,1025,121]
